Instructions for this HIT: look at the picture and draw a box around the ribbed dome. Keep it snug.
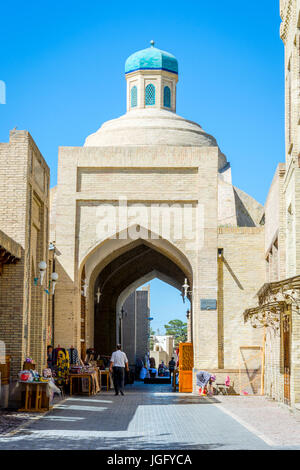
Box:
[125,44,178,75]
[84,108,227,169]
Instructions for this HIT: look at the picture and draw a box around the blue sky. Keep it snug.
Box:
[0,1,284,333]
[139,280,191,335]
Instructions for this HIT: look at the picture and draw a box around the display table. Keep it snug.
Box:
[99,370,111,391]
[69,371,100,396]
[18,381,52,412]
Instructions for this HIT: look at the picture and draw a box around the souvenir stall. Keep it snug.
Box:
[68,363,100,396]
[17,344,101,410]
[18,364,61,412]
[96,355,113,390]
[51,346,70,387]
[50,345,101,396]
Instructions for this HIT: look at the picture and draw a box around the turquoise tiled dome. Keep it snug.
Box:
[125,42,178,75]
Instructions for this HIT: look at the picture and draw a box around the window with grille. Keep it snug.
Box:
[145,84,155,106]
[131,86,137,108]
[163,86,171,108]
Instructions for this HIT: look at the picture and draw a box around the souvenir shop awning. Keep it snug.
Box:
[243,301,285,330]
[256,275,300,305]
[0,229,21,274]
[243,275,300,330]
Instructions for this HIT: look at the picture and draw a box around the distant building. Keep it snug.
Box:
[151,335,175,367]
[121,285,150,366]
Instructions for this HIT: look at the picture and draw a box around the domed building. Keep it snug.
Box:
[83,41,262,227]
[85,42,219,152]
[51,43,265,391]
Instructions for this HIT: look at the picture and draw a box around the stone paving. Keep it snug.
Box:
[215,395,300,449]
[0,383,299,450]
[0,410,32,435]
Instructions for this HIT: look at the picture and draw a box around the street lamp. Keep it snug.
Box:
[82,279,88,297]
[51,272,59,294]
[182,278,192,303]
[119,307,127,345]
[38,261,47,285]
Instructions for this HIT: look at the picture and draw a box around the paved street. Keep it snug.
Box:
[0,383,299,450]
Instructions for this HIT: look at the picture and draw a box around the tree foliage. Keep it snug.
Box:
[164,319,187,346]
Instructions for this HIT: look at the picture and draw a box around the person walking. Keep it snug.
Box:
[168,357,176,381]
[109,344,129,396]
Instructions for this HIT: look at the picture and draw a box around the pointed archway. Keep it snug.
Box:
[92,242,191,355]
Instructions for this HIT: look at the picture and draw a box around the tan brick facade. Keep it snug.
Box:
[259,0,300,409]
[0,130,50,382]
[49,45,269,394]
[52,147,266,391]
[1,44,284,403]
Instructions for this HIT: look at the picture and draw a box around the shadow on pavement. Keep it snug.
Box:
[8,384,221,433]
[0,433,227,450]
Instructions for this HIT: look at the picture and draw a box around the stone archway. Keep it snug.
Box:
[91,241,191,356]
[54,224,195,372]
[77,227,193,354]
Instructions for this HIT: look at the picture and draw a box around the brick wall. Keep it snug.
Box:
[218,227,265,370]
[0,130,50,380]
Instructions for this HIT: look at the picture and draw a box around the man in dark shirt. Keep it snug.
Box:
[168,357,176,382]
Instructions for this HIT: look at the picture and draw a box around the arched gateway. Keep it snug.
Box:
[84,233,193,358]
[51,42,265,391]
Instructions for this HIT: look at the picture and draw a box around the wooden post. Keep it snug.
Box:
[261,328,266,395]
[239,350,242,395]
[217,250,224,369]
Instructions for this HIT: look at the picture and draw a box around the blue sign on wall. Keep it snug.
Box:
[200,299,217,311]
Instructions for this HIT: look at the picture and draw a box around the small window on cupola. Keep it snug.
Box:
[145,84,155,106]
[163,86,171,108]
[131,86,137,107]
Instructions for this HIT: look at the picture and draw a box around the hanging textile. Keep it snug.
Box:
[54,348,70,386]
[69,348,80,365]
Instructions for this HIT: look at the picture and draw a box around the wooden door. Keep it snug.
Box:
[283,314,291,405]
[179,342,194,392]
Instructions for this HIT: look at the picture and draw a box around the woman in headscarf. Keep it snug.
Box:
[196,371,216,396]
